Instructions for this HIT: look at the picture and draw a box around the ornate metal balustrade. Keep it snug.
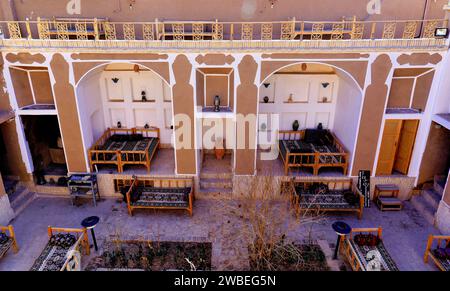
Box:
[0,17,448,50]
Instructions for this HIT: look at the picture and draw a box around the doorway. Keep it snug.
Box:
[21,115,67,182]
[376,119,419,176]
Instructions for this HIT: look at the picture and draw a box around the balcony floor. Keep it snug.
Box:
[256,150,346,177]
[96,148,175,176]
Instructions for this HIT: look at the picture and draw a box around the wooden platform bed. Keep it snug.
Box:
[0,225,18,259]
[341,227,399,271]
[424,234,450,271]
[289,178,364,219]
[29,227,90,271]
[119,176,195,216]
[89,127,160,173]
[278,129,348,175]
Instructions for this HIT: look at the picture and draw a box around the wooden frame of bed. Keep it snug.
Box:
[278,130,349,176]
[424,234,450,271]
[88,127,160,173]
[340,227,398,271]
[289,178,364,219]
[122,176,195,216]
[31,226,90,271]
[0,225,19,259]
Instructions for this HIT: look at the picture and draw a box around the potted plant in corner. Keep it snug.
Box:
[292,120,299,131]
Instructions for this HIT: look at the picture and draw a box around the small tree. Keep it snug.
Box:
[216,175,324,271]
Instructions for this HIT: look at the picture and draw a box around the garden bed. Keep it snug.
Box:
[86,240,212,271]
[249,242,329,271]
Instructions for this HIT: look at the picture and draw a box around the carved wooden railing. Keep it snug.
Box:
[0,17,447,42]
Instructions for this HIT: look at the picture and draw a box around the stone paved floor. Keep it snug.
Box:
[0,195,443,271]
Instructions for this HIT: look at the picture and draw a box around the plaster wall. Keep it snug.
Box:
[3,0,447,23]
[333,73,362,167]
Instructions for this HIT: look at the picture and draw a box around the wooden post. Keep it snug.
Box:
[25,18,32,39]
[93,18,99,40]
[292,16,296,40]
[370,22,376,39]
[8,225,18,253]
[230,23,234,40]
[83,228,90,255]
[424,234,433,262]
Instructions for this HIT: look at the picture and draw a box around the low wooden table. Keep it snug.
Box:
[374,184,402,211]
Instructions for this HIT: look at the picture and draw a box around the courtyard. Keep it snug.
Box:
[0,194,442,271]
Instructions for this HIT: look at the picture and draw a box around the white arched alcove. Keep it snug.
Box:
[257,62,363,175]
[75,62,174,173]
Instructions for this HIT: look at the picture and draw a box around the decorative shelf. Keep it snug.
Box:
[283,101,308,104]
[132,100,156,103]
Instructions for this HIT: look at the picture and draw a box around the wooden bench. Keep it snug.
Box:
[424,234,450,271]
[0,225,18,259]
[89,127,160,173]
[374,184,402,211]
[29,226,89,271]
[289,178,364,219]
[340,227,399,271]
[278,129,349,176]
[122,177,195,216]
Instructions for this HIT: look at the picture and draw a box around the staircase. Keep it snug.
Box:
[410,175,445,226]
[198,153,233,199]
[7,182,36,216]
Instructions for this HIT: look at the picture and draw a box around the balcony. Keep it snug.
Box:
[0,17,448,51]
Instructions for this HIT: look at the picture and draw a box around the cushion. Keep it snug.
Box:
[49,233,76,249]
[110,134,128,142]
[433,248,447,259]
[304,129,320,144]
[130,188,141,203]
[354,234,380,247]
[343,191,359,206]
[0,232,9,244]
[129,134,143,141]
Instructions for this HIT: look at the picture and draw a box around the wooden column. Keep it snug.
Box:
[235,55,258,175]
[352,54,392,176]
[172,55,196,175]
[50,54,87,173]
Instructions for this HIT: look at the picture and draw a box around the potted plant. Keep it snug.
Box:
[263,96,269,103]
[214,137,225,160]
[292,120,299,131]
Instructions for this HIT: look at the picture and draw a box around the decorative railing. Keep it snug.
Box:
[0,17,448,42]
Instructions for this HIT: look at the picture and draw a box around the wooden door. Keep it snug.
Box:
[376,120,402,175]
[394,120,419,175]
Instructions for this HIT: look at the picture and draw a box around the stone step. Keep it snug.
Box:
[410,195,436,227]
[196,187,233,200]
[200,178,233,189]
[200,171,233,180]
[11,190,36,216]
[434,175,446,196]
[8,185,28,205]
[421,189,442,210]
[3,179,18,195]
[34,185,70,197]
